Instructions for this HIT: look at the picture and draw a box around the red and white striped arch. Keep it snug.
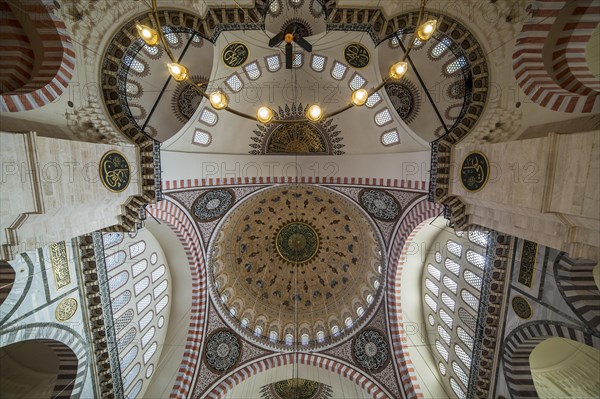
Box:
[205,353,391,399]
[513,0,599,113]
[386,199,443,399]
[0,0,75,112]
[147,199,207,399]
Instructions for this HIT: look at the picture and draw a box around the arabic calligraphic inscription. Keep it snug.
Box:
[518,240,538,288]
[460,151,489,192]
[344,43,370,68]
[222,42,249,68]
[50,241,70,290]
[99,150,130,193]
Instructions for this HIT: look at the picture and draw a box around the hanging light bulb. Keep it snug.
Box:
[256,106,274,123]
[306,104,324,122]
[136,24,159,46]
[416,20,437,41]
[209,91,229,110]
[167,63,189,81]
[351,89,369,106]
[389,61,408,80]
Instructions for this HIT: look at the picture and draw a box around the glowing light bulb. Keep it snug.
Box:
[351,89,369,106]
[306,104,323,122]
[209,91,229,110]
[256,106,274,123]
[136,24,159,46]
[417,20,437,41]
[167,63,188,81]
[389,61,408,80]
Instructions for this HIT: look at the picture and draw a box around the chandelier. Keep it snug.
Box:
[135,0,437,124]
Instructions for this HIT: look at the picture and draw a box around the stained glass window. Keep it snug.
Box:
[311,55,326,71]
[381,130,400,146]
[331,62,348,80]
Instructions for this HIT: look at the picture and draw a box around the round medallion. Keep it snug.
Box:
[512,296,532,319]
[275,222,320,264]
[344,43,370,68]
[359,189,400,221]
[192,189,235,222]
[222,42,249,68]
[99,150,130,193]
[460,151,490,192]
[55,298,78,322]
[205,329,241,372]
[354,329,388,371]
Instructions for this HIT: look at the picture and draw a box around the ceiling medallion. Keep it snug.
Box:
[222,42,249,68]
[204,329,241,372]
[171,75,208,123]
[512,296,532,319]
[99,150,130,193]
[460,151,490,192]
[385,80,421,124]
[275,221,320,264]
[55,297,78,322]
[250,104,345,155]
[260,378,334,399]
[353,329,389,371]
[192,189,235,222]
[359,189,401,221]
[344,42,370,69]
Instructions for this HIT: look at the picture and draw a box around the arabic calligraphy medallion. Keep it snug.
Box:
[222,42,249,68]
[344,43,370,69]
[460,151,489,192]
[99,150,130,192]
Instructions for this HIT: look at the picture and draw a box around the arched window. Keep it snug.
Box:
[241,318,249,328]
[128,380,143,398]
[126,57,145,74]
[156,295,169,314]
[455,344,471,368]
[134,277,150,296]
[301,333,309,345]
[244,62,261,80]
[120,345,138,371]
[439,308,453,329]
[129,241,146,258]
[461,290,479,311]
[428,314,435,326]
[436,340,449,362]
[131,259,148,278]
[163,29,179,45]
[446,240,462,257]
[123,363,140,389]
[331,61,348,80]
[464,270,482,290]
[225,73,243,92]
[105,251,126,271]
[457,327,473,350]
[199,108,218,126]
[141,327,155,348]
[435,251,442,263]
[269,0,281,13]
[375,109,393,126]
[443,276,458,294]
[466,250,486,269]
[265,55,281,72]
[438,325,451,345]
[136,293,152,314]
[311,54,326,72]
[292,53,303,68]
[366,294,374,304]
[144,44,158,56]
[452,361,469,386]
[269,330,278,342]
[444,259,460,276]
[193,129,212,146]
[381,129,400,146]
[112,290,131,314]
[455,231,465,237]
[229,307,237,317]
[254,325,263,336]
[149,253,158,265]
[118,328,136,352]
[430,37,452,59]
[349,73,366,90]
[285,334,293,345]
[139,310,154,331]
[331,325,340,336]
[428,264,441,281]
[439,362,446,376]
[373,280,380,289]
[445,56,468,75]
[356,306,364,317]
[468,231,489,247]
[114,310,134,334]
[317,331,325,342]
[458,308,476,332]
[109,271,129,292]
[425,294,438,312]
[153,280,168,298]
[345,317,353,328]
[426,278,439,296]
[441,292,455,311]
[151,265,166,282]
[103,233,123,249]
[450,378,466,399]
[366,92,382,108]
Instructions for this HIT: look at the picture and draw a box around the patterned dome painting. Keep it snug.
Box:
[208,185,385,348]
